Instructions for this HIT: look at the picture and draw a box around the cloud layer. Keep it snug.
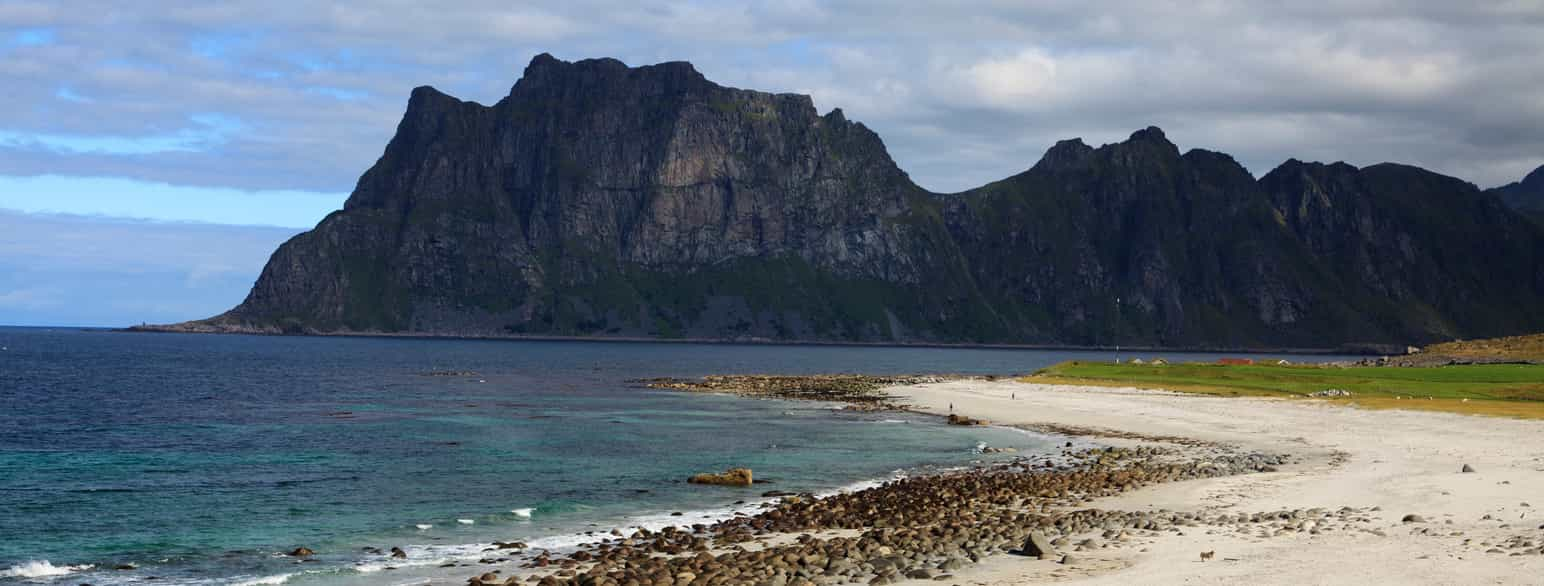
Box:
[0,210,299,326]
[2,0,1542,196]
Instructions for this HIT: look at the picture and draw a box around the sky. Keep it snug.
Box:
[2,1,1543,326]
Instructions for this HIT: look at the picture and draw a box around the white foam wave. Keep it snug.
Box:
[1,560,95,578]
[456,518,475,525]
[415,523,433,530]
[510,508,533,517]
[230,573,294,586]
[353,542,492,574]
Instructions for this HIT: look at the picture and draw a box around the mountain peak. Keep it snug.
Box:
[1034,138,1093,171]
[1127,125,1170,144]
[513,53,708,98]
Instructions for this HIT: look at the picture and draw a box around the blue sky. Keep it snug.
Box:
[2,1,1543,326]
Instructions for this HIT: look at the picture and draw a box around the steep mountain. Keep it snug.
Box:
[1488,165,1544,225]
[177,54,1544,348]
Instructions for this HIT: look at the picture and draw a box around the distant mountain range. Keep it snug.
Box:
[154,54,1544,349]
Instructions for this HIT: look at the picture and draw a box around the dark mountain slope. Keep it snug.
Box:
[1489,164,1544,225]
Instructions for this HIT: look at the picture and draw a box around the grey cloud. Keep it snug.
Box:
[1,0,1541,194]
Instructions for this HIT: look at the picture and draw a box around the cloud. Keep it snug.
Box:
[0,209,300,326]
[0,0,1540,198]
[0,175,342,228]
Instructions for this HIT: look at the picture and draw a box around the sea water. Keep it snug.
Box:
[0,328,1341,584]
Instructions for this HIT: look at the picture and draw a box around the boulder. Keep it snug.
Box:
[288,547,314,557]
[689,468,753,487]
[1022,531,1057,559]
[1461,464,1476,473]
[391,546,408,558]
[1401,514,1426,523]
[947,414,987,426]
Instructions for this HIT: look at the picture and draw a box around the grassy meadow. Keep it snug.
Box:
[1030,360,1544,419]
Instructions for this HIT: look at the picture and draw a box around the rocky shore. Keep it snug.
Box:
[632,374,975,409]
[462,444,1295,586]
[432,374,1544,585]
[438,374,1306,586]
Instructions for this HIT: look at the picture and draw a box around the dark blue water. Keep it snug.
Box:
[0,328,1343,584]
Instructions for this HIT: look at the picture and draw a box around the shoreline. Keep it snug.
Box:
[113,324,1369,356]
[0,392,1059,586]
[454,381,1300,586]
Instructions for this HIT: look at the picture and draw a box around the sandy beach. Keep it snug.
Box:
[892,380,1544,585]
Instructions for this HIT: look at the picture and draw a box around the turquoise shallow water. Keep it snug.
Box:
[0,328,1344,585]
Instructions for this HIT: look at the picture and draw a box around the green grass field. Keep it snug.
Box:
[1030,361,1544,419]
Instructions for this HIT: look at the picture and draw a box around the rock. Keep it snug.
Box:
[1461,464,1476,473]
[689,468,753,487]
[1059,554,1076,565]
[391,547,408,559]
[1402,514,1426,524]
[938,558,968,571]
[288,547,314,557]
[113,563,137,570]
[1022,531,1057,559]
[947,414,988,426]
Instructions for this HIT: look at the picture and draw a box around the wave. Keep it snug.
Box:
[352,541,493,574]
[1,560,95,578]
[230,573,294,586]
[510,507,533,518]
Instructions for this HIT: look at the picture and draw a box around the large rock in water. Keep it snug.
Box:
[173,54,1544,347]
[689,468,753,487]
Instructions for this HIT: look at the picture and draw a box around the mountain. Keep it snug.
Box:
[170,54,1544,348]
[1488,165,1544,225]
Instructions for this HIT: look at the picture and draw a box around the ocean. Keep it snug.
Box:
[0,327,1340,585]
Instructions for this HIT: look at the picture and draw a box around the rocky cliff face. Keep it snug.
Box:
[194,54,1544,347]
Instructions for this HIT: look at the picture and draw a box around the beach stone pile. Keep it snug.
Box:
[478,446,1298,586]
[633,374,963,406]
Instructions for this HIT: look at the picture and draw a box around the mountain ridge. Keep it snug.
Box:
[157,54,1544,348]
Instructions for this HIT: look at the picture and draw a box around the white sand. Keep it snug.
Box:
[890,380,1544,585]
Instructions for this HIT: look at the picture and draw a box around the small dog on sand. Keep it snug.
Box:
[1199,550,1215,562]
